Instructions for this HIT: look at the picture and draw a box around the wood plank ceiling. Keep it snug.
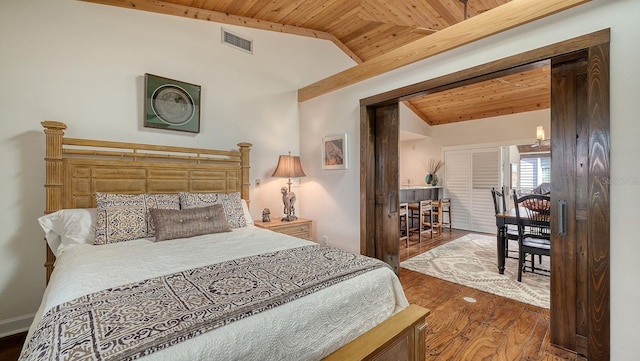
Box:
[81,0,553,126]
[403,61,550,125]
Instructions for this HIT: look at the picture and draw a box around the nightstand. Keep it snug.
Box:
[254,217,312,240]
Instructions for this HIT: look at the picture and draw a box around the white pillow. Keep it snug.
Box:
[37,208,97,256]
[241,199,254,226]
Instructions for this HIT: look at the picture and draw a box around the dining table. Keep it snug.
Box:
[495,208,518,274]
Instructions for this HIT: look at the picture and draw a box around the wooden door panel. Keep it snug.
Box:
[374,104,400,273]
[550,54,583,352]
[550,44,610,360]
[575,66,589,348]
[585,42,611,361]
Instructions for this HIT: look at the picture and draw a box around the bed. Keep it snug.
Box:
[20,121,429,361]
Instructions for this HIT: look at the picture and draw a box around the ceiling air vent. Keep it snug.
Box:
[222,29,253,54]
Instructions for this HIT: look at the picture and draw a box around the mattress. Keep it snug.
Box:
[20,226,408,360]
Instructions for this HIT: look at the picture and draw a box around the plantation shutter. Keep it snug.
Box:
[444,150,471,230]
[471,149,500,233]
[444,146,500,233]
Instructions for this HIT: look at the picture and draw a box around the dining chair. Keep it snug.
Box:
[513,192,551,282]
[491,187,519,259]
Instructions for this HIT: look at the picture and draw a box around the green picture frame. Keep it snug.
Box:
[144,73,201,133]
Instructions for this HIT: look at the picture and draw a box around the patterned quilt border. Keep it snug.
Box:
[20,245,389,361]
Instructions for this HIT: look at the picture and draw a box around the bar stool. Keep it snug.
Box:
[407,202,420,238]
[418,200,442,243]
[399,202,409,247]
[440,198,452,233]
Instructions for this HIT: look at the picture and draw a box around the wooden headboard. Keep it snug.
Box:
[42,121,252,282]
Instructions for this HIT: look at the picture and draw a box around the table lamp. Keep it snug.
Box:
[272,152,306,222]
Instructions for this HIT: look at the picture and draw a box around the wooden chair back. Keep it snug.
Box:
[440,198,452,232]
[513,193,551,241]
[491,186,508,215]
[399,202,409,246]
[419,200,442,241]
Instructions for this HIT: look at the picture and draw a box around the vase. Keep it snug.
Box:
[431,175,439,186]
[425,174,433,185]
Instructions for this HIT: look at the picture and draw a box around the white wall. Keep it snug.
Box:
[300,0,640,358]
[399,102,439,186]
[2,0,638,357]
[0,0,353,336]
[399,101,431,137]
[399,138,441,187]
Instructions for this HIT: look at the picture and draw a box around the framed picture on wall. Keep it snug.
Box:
[322,133,348,170]
[144,73,201,133]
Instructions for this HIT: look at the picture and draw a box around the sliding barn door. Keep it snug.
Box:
[360,103,400,273]
[550,45,610,359]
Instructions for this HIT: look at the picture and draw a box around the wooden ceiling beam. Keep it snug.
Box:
[297,0,590,102]
[79,0,363,63]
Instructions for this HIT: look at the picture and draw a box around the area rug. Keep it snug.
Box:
[400,233,550,308]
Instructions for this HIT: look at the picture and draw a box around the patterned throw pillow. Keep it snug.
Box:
[94,193,180,245]
[144,194,181,234]
[150,205,232,242]
[179,192,247,228]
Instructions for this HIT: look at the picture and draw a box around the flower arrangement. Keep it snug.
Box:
[425,158,444,175]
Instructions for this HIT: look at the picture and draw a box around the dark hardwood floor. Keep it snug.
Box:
[400,229,581,361]
[0,229,581,361]
[0,332,25,361]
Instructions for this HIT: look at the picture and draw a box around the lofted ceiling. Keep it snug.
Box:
[81,0,555,126]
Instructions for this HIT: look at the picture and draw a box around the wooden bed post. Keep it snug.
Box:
[42,121,66,283]
[238,142,252,205]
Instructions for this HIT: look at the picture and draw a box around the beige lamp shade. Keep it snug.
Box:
[536,126,545,141]
[272,154,306,179]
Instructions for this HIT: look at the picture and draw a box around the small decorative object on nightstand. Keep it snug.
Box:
[262,208,271,222]
[254,217,312,240]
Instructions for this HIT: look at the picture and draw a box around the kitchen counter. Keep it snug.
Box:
[400,186,442,203]
[400,185,443,190]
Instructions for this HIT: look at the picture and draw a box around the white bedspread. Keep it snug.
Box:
[22,226,408,360]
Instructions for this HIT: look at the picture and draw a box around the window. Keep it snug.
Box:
[519,153,550,192]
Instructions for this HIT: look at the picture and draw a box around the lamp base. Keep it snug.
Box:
[280,187,298,222]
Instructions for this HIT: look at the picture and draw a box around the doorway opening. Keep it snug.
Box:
[360,30,610,359]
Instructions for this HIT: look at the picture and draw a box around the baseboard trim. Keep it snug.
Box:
[0,314,34,338]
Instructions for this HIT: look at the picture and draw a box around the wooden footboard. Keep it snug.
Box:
[323,304,429,361]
